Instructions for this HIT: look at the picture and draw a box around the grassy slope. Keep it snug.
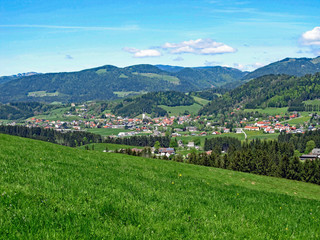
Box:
[159,103,202,116]
[192,96,210,106]
[244,107,289,115]
[0,134,320,239]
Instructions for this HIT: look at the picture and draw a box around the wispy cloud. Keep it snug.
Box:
[0,24,139,31]
[65,54,73,60]
[162,38,236,55]
[173,57,184,61]
[204,60,221,66]
[123,47,162,58]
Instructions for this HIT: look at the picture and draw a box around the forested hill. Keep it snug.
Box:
[0,64,245,103]
[112,91,195,117]
[199,72,320,115]
[243,56,320,80]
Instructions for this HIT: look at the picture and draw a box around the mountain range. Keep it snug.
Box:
[0,65,245,103]
[0,56,319,104]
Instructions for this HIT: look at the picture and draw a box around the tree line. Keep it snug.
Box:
[105,135,170,148]
[185,137,320,185]
[0,125,170,148]
[0,125,103,147]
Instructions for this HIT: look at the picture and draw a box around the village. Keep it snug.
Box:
[0,103,316,158]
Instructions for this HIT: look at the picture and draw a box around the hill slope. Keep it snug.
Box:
[111,91,195,117]
[200,72,320,115]
[243,56,320,80]
[1,134,320,239]
[0,64,245,103]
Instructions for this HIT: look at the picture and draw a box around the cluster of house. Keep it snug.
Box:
[300,148,320,161]
[243,119,316,134]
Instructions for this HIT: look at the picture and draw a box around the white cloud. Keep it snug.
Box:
[204,60,220,66]
[162,38,236,55]
[233,63,245,70]
[233,62,264,71]
[123,47,162,58]
[301,27,320,46]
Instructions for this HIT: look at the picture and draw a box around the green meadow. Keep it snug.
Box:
[31,107,79,121]
[282,116,312,125]
[244,107,289,115]
[0,134,320,239]
[245,130,280,141]
[159,103,203,116]
[86,128,131,136]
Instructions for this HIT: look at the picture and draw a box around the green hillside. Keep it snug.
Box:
[112,91,195,117]
[0,64,246,104]
[243,56,320,80]
[200,72,320,115]
[1,134,320,239]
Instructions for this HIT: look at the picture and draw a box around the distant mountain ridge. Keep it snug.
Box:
[0,64,246,103]
[1,56,320,104]
[243,56,320,80]
[0,72,39,85]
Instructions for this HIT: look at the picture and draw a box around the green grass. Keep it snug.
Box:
[245,131,280,141]
[176,133,245,147]
[192,96,210,106]
[1,134,320,239]
[31,107,79,121]
[119,73,128,78]
[113,91,147,98]
[133,72,180,84]
[95,69,107,75]
[244,107,288,115]
[86,128,131,136]
[282,116,312,125]
[78,143,143,151]
[159,103,202,116]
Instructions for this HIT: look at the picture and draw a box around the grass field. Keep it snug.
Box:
[159,103,202,116]
[282,116,312,125]
[1,134,320,239]
[244,107,288,115]
[192,96,210,106]
[86,128,131,136]
[133,72,180,84]
[113,91,147,98]
[245,131,280,141]
[31,107,80,121]
[176,133,245,148]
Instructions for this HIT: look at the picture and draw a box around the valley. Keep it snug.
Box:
[1,57,320,239]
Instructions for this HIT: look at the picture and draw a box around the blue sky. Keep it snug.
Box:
[1,0,320,76]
